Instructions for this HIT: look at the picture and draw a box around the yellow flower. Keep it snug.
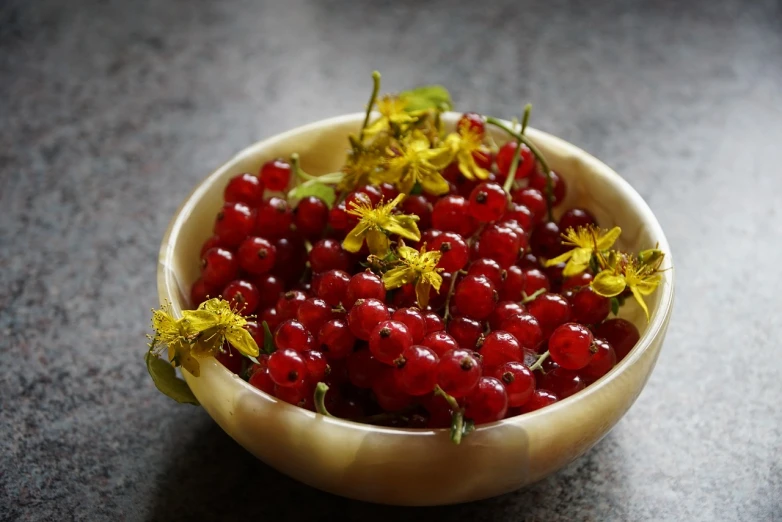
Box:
[364,95,419,137]
[338,145,384,193]
[382,243,443,308]
[182,298,260,358]
[343,194,421,255]
[149,302,201,376]
[545,225,622,277]
[376,131,452,195]
[443,127,491,180]
[591,260,663,320]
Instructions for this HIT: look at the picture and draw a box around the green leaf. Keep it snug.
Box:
[610,297,620,316]
[145,351,199,405]
[410,182,423,195]
[399,85,453,112]
[288,179,337,208]
[261,321,275,354]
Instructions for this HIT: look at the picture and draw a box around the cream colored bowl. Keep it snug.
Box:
[157,112,674,506]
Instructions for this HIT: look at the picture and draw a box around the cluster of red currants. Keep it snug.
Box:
[191,113,642,429]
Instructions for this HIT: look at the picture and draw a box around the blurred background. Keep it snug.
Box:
[1,0,780,520]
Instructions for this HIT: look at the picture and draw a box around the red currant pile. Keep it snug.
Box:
[191,112,643,437]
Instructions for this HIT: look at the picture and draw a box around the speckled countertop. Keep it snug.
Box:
[1,0,780,520]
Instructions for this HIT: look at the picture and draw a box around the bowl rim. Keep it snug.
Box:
[157,111,675,435]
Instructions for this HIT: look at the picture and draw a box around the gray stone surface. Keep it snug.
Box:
[1,0,781,520]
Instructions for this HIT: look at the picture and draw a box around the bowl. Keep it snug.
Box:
[157,112,674,506]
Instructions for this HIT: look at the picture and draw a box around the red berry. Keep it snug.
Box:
[457,112,485,137]
[201,247,239,289]
[214,202,255,248]
[511,187,547,224]
[520,389,558,413]
[328,203,352,231]
[372,368,413,411]
[422,331,459,358]
[478,224,522,268]
[255,197,293,240]
[271,235,307,285]
[569,286,611,324]
[423,312,445,334]
[317,319,356,360]
[527,293,571,339]
[521,267,551,296]
[391,283,417,308]
[310,238,352,273]
[488,301,525,331]
[391,307,426,343]
[215,345,244,375]
[478,330,522,369]
[352,185,383,206]
[315,269,350,307]
[518,252,539,269]
[294,196,329,239]
[260,159,291,192]
[401,194,433,231]
[276,290,308,320]
[248,367,275,394]
[275,319,315,352]
[464,376,508,424]
[224,173,264,207]
[190,277,214,307]
[395,345,439,396]
[345,271,386,308]
[502,203,534,232]
[369,320,413,365]
[250,273,283,310]
[580,338,616,382]
[543,262,566,293]
[274,383,311,408]
[302,350,329,382]
[537,364,585,399]
[529,170,566,206]
[447,316,483,350]
[346,349,383,388]
[467,258,505,287]
[561,271,594,291]
[432,195,478,237]
[437,348,482,398]
[296,298,334,335]
[559,207,597,231]
[548,323,595,370]
[530,221,566,259]
[222,280,260,315]
[493,362,535,407]
[379,182,400,201]
[499,265,525,301]
[347,298,390,340]
[500,312,544,351]
[453,274,497,320]
[468,182,507,223]
[496,142,536,181]
[430,232,469,272]
[200,235,225,258]
[267,348,307,388]
[237,236,277,274]
[592,318,640,361]
[261,306,281,331]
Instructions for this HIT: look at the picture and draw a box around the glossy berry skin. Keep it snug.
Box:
[261,306,282,331]
[537,364,585,399]
[248,367,275,394]
[493,361,535,407]
[267,348,307,388]
[345,271,386,308]
[294,196,329,239]
[379,182,400,201]
[395,345,439,396]
[276,290,308,320]
[580,338,616,382]
[569,286,611,325]
[391,307,426,343]
[511,188,548,224]
[200,235,225,258]
[502,203,534,232]
[316,269,351,307]
[529,170,566,206]
[224,173,264,207]
[310,239,352,274]
[498,265,525,302]
[530,221,566,259]
[260,159,292,192]
[251,273,284,310]
[274,383,311,408]
[401,194,433,231]
[214,202,255,247]
[423,312,445,334]
[453,274,497,320]
[432,195,478,237]
[275,319,315,352]
[500,312,544,351]
[559,207,597,231]
[421,331,459,358]
[215,345,244,375]
[190,277,213,307]
[561,271,594,291]
[369,320,413,365]
[521,268,551,296]
[437,348,482,398]
[488,301,525,331]
[478,224,522,268]
[464,377,508,424]
[447,316,483,350]
[317,319,356,360]
[255,197,293,240]
[520,389,558,413]
[346,349,383,389]
[467,258,505,287]
[496,142,536,181]
[347,298,390,341]
[429,231,469,273]
[237,236,277,274]
[296,298,334,335]
[372,368,414,411]
[548,323,595,370]
[201,247,239,289]
[478,330,523,369]
[328,203,352,232]
[222,280,261,315]
[528,293,572,339]
[468,182,507,223]
[592,318,640,361]
[272,235,307,285]
[302,350,329,382]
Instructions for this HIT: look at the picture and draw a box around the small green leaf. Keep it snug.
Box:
[145,351,199,405]
[288,180,337,208]
[399,85,453,112]
[261,321,275,354]
[610,297,620,316]
[410,182,423,195]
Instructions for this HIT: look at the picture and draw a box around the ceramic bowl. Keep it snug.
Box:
[157,112,674,506]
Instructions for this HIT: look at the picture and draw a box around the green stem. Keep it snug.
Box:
[501,104,532,194]
[358,71,381,143]
[434,385,466,445]
[521,287,546,304]
[442,269,465,323]
[486,116,554,221]
[528,350,550,372]
[314,382,333,417]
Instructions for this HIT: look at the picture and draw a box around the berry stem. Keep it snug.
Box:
[442,269,465,323]
[501,104,532,194]
[434,384,467,445]
[528,350,550,372]
[521,287,546,304]
[359,71,382,143]
[313,382,334,417]
[485,116,554,221]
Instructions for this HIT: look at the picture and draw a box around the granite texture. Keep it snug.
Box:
[1,0,781,520]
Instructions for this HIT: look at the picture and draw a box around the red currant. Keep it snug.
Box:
[296,298,335,335]
[369,320,413,365]
[493,361,535,407]
[488,301,525,331]
[432,195,478,237]
[347,298,390,340]
[372,367,413,411]
[255,197,293,240]
[478,330,522,369]
[500,312,544,351]
[395,345,439,396]
[478,224,522,268]
[464,376,508,424]
[498,265,525,301]
[248,367,275,394]
[271,234,307,285]
[310,238,352,273]
[569,286,611,325]
[548,323,595,370]
[468,182,507,223]
[561,271,594,291]
[345,271,386,308]
[521,268,551,296]
[315,269,350,307]
[592,318,640,361]
[519,389,558,413]
[346,348,383,389]
[401,194,433,231]
[294,196,329,239]
[215,345,244,374]
[190,277,214,307]
[222,280,260,315]
[276,290,308,320]
[422,331,459,358]
[559,207,597,231]
[530,221,566,259]
[275,319,315,352]
[200,235,225,258]
[502,203,534,232]
[224,173,264,207]
[437,348,482,398]
[317,318,356,360]
[423,312,445,334]
[302,350,329,382]
[267,348,307,388]
[529,170,566,206]
[527,293,571,339]
[467,258,505,287]
[496,142,536,181]
[259,159,291,192]
[447,316,483,350]
[261,306,281,331]
[214,202,255,247]
[250,273,283,310]
[274,383,311,408]
[537,364,585,399]
[201,247,239,289]
[391,307,426,343]
[511,187,547,224]
[237,236,277,274]
[580,338,616,382]
[430,232,469,272]
[453,274,497,320]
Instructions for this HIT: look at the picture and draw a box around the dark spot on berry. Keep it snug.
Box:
[459,357,474,371]
[284,291,296,300]
[287,370,299,382]
[216,211,225,221]
[379,327,391,338]
[257,248,268,258]
[476,191,488,204]
[502,371,515,384]
[394,355,407,368]
[439,242,452,253]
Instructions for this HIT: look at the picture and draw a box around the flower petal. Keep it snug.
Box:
[366,229,391,256]
[544,250,575,267]
[226,327,260,358]
[596,227,622,250]
[383,266,415,290]
[630,285,651,320]
[420,171,450,195]
[591,271,626,297]
[562,258,589,277]
[342,226,367,253]
[383,216,421,242]
[415,279,431,309]
[182,309,220,332]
